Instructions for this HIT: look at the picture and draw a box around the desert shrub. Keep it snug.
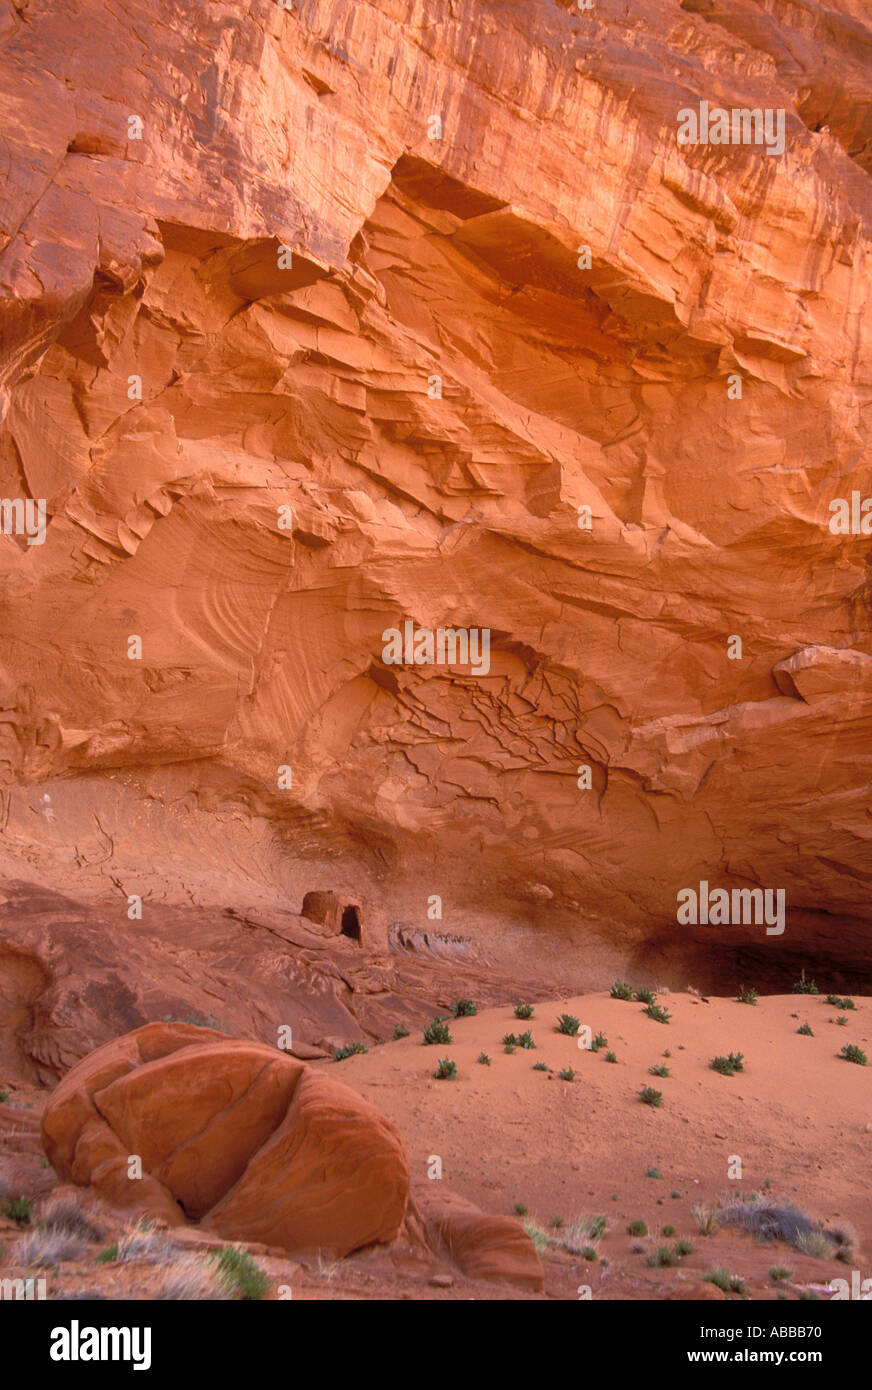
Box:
[556,1014,580,1035]
[692,1203,719,1235]
[37,1194,103,1244]
[792,969,818,995]
[627,1220,647,1237]
[711,1052,744,1076]
[435,1057,457,1080]
[610,979,633,1000]
[639,1086,662,1107]
[513,1203,527,1216]
[452,998,477,1017]
[674,1239,693,1257]
[797,1022,814,1036]
[96,1245,118,1264]
[477,1052,491,1066]
[826,995,855,1011]
[392,1023,409,1040]
[423,1019,452,1046]
[502,1032,517,1046]
[2,1197,32,1226]
[769,1267,792,1282]
[533,1061,547,1072]
[333,1042,367,1060]
[648,1246,677,1267]
[523,1220,549,1252]
[634,988,656,1005]
[155,1254,224,1301]
[840,1043,867,1065]
[581,1246,597,1261]
[646,1167,663,1180]
[737,985,758,1005]
[211,1246,268,1300]
[516,1030,536,1050]
[704,1267,746,1295]
[0,1090,8,1103]
[116,1225,175,1265]
[719,1200,836,1256]
[504,1044,516,1054]
[514,1003,534,1020]
[662,1225,675,1237]
[604,1051,617,1063]
[835,1015,848,1026]
[645,1004,671,1024]
[559,1067,575,1082]
[587,1216,607,1240]
[589,1031,607,1052]
[550,1216,564,1229]
[794,1230,835,1260]
[14,1230,86,1266]
[649,1063,670,1078]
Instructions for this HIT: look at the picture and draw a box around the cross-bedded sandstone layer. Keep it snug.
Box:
[1,0,870,990]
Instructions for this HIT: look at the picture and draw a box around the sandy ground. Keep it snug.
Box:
[1,989,869,1300]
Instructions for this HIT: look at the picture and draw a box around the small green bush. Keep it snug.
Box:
[826,995,855,1011]
[674,1239,693,1257]
[645,1003,671,1024]
[452,998,477,1017]
[836,1015,848,1026]
[839,1043,867,1066]
[556,1014,580,1035]
[639,1086,663,1107]
[610,979,633,1001]
[634,988,656,1005]
[514,1003,534,1020]
[627,1220,647,1237]
[704,1266,745,1295]
[516,1030,536,1050]
[770,1266,792,1283]
[662,1225,675,1237]
[212,1246,268,1300]
[737,985,758,1005]
[423,1018,452,1045]
[435,1057,457,1080]
[792,969,818,995]
[0,1090,9,1103]
[797,1022,814,1036]
[333,1042,367,1061]
[559,1067,575,1082]
[649,1246,677,1267]
[587,1216,607,1240]
[581,1245,597,1261]
[604,1050,618,1063]
[533,1061,548,1072]
[2,1197,32,1226]
[96,1244,118,1264]
[392,1023,409,1040]
[513,1202,527,1216]
[646,1167,663,1180]
[649,1063,670,1077]
[550,1216,564,1229]
[477,1052,491,1066]
[711,1052,745,1076]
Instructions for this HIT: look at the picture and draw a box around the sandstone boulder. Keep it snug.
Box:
[41,1023,409,1257]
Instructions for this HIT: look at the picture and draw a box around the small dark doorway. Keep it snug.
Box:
[340,905,361,943]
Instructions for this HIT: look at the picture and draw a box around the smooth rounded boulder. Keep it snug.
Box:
[41,1022,409,1256]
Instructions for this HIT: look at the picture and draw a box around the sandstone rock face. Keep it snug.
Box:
[0,1,871,986]
[41,1023,409,1256]
[408,1178,545,1290]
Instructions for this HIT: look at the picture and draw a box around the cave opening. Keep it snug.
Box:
[341,905,362,943]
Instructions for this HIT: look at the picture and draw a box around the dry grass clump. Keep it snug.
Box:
[14,1229,87,1266]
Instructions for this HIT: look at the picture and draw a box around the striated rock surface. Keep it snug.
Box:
[0,0,870,988]
[41,1022,410,1255]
